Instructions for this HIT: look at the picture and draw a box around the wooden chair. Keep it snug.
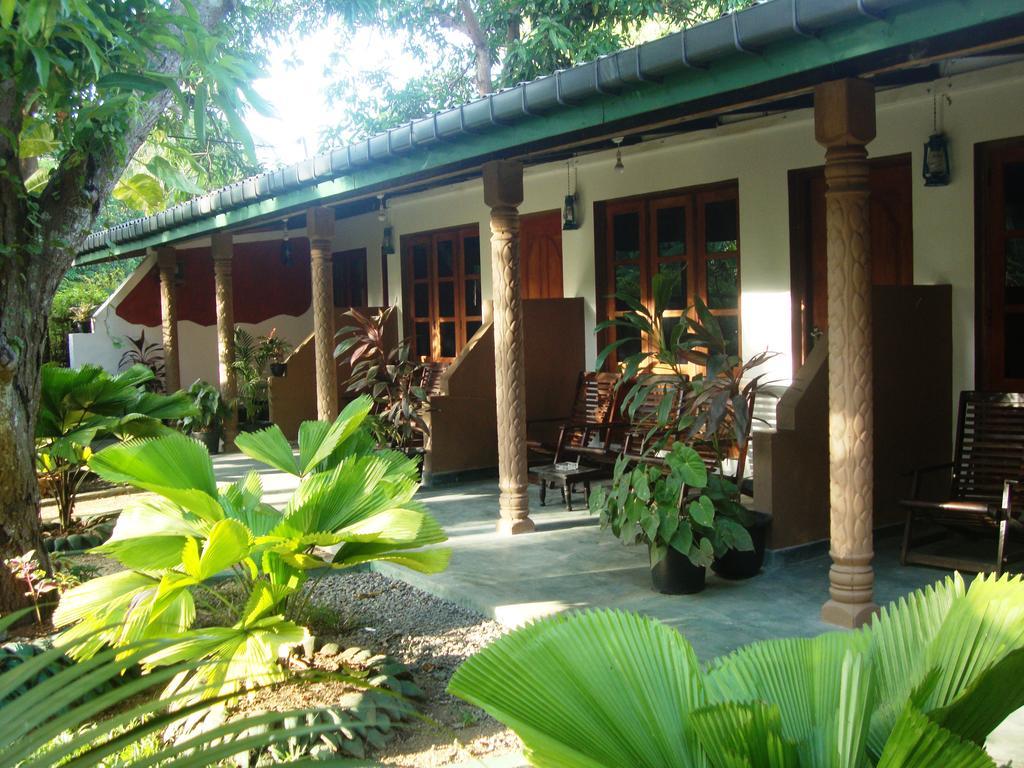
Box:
[418,362,449,397]
[620,377,685,462]
[527,371,621,464]
[901,391,1024,575]
[691,381,759,498]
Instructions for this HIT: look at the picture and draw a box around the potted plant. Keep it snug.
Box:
[231,329,290,430]
[68,305,94,334]
[180,379,229,454]
[263,332,292,377]
[593,274,775,590]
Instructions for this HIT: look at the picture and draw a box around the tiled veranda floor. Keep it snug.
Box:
[207,454,1022,763]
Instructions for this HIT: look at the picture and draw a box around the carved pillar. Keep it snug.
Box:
[211,231,239,449]
[483,161,534,535]
[815,78,877,628]
[308,206,338,421]
[155,247,181,393]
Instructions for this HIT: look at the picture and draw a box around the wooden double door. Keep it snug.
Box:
[977,140,1024,391]
[789,155,914,373]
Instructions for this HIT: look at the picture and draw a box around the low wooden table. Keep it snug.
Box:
[531,462,611,511]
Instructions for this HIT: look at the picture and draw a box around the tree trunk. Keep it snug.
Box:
[456,0,493,95]
[0,0,232,612]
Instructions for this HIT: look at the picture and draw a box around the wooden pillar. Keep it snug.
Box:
[155,247,181,393]
[815,78,878,628]
[211,231,239,449]
[308,206,338,421]
[483,160,534,535]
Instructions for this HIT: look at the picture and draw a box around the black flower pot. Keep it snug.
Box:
[650,546,706,594]
[195,428,221,455]
[712,511,772,580]
[270,362,288,377]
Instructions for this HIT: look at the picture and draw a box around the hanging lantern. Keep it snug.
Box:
[562,160,580,230]
[382,225,395,255]
[922,133,950,187]
[279,219,293,266]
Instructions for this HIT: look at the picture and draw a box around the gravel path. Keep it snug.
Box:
[308,571,522,767]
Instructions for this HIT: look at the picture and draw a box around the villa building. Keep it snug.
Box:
[72,0,1024,627]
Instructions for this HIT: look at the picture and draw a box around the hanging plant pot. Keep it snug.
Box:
[194,428,222,455]
[712,511,772,580]
[650,546,706,594]
[269,362,288,377]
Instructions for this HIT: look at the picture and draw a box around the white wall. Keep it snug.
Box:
[76,60,1024,401]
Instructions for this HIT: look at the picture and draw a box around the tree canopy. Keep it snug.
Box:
[314,0,750,143]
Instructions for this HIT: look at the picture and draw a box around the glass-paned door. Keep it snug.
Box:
[402,225,482,361]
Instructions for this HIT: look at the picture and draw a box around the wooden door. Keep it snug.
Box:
[519,210,563,299]
[789,155,914,371]
[401,225,481,361]
[332,248,367,308]
[978,140,1024,390]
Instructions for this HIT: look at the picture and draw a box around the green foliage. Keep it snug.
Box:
[117,330,166,391]
[180,379,231,434]
[335,307,429,450]
[35,364,195,530]
[450,573,1024,767]
[314,0,753,143]
[47,260,139,365]
[590,444,750,568]
[592,272,774,565]
[53,396,449,710]
[232,328,292,425]
[0,613,370,767]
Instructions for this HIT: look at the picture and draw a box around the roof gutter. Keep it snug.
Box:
[78,0,1024,260]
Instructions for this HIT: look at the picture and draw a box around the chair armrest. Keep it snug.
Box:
[1002,479,1021,515]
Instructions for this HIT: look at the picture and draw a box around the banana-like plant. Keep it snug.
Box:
[53,396,450,705]
[450,573,1024,767]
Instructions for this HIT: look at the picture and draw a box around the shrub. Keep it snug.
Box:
[450,573,1024,767]
[53,396,450,707]
[35,363,195,530]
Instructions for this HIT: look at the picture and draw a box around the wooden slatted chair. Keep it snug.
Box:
[900,391,1024,575]
[620,377,685,462]
[418,362,449,397]
[691,381,759,498]
[526,371,622,464]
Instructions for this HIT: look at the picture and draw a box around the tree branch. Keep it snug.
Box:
[455,0,492,95]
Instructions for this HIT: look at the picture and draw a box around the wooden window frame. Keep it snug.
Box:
[595,181,741,368]
[401,224,482,362]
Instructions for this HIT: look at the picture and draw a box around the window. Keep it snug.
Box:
[598,183,740,366]
[402,225,482,361]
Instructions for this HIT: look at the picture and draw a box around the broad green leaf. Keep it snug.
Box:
[234,424,299,475]
[692,701,801,768]
[876,705,994,768]
[181,518,251,581]
[666,443,707,488]
[688,495,715,527]
[450,610,707,768]
[112,172,166,214]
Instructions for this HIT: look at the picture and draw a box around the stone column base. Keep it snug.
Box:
[496,517,536,535]
[821,599,877,628]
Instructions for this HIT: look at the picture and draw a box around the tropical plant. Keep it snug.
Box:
[179,379,230,435]
[334,306,429,450]
[590,444,753,569]
[35,364,195,531]
[231,328,291,426]
[118,330,167,392]
[0,611,371,767]
[592,274,775,565]
[450,572,1024,768]
[0,0,276,612]
[53,396,450,710]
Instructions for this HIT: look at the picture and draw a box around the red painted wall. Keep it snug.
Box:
[117,240,313,326]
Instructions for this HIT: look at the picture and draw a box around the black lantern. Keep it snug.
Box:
[382,225,395,255]
[922,133,950,187]
[280,219,293,266]
[563,193,579,230]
